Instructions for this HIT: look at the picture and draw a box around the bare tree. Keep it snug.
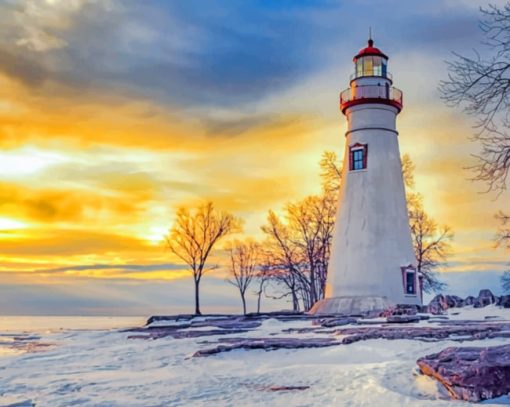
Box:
[254,273,267,314]
[253,260,273,314]
[261,197,336,312]
[166,202,242,315]
[402,154,452,293]
[496,210,510,248]
[409,200,452,293]
[496,211,510,293]
[261,152,339,311]
[226,239,259,314]
[440,4,510,192]
[320,150,343,194]
[401,153,416,189]
[261,210,303,311]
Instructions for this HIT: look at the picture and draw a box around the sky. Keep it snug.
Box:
[0,0,509,316]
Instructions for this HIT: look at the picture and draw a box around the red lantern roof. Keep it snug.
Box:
[353,39,388,61]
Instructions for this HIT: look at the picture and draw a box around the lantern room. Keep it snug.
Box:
[340,38,403,114]
[352,38,389,81]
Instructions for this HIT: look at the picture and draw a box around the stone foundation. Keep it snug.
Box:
[309,296,394,316]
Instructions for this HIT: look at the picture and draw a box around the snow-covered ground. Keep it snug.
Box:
[0,309,509,407]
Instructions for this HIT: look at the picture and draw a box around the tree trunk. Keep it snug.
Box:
[309,265,316,306]
[194,278,201,315]
[241,292,247,315]
[256,279,264,314]
[292,289,300,312]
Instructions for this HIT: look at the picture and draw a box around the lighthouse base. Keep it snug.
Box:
[309,296,394,316]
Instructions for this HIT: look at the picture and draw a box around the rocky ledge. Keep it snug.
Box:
[193,337,342,357]
[417,344,510,402]
[127,312,510,355]
[427,289,510,315]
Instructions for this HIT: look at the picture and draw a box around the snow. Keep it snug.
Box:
[445,304,508,320]
[0,310,509,406]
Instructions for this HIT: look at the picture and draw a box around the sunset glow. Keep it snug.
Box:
[0,0,509,315]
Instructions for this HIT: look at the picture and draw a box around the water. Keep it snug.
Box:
[0,315,146,332]
[0,315,147,358]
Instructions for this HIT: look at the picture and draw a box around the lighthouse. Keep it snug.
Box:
[311,37,421,315]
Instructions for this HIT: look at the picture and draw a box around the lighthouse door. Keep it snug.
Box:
[401,265,417,295]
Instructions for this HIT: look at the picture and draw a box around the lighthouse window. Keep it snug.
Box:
[373,56,382,76]
[355,56,387,78]
[405,271,416,294]
[356,59,363,77]
[363,57,374,76]
[349,145,367,171]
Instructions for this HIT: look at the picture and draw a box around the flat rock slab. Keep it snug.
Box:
[317,317,358,327]
[127,328,251,340]
[386,315,422,323]
[126,317,264,339]
[193,337,341,357]
[146,312,313,326]
[268,386,310,392]
[417,344,510,402]
[337,323,510,344]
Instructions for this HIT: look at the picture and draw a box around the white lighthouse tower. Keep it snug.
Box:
[311,37,421,315]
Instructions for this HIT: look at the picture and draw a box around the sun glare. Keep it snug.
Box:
[144,226,169,245]
[0,217,28,230]
[0,148,67,178]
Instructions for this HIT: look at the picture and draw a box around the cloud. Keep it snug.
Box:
[33,262,184,274]
[0,181,150,224]
[0,1,345,109]
[446,260,509,272]
[0,48,49,87]
[0,228,154,256]
[8,0,113,52]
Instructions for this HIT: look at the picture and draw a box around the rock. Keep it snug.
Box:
[427,294,449,314]
[427,294,466,314]
[417,344,510,402]
[3,401,35,407]
[268,386,310,392]
[128,328,250,340]
[337,322,510,345]
[386,315,421,323]
[380,304,422,317]
[428,315,450,320]
[146,314,229,325]
[464,296,476,306]
[193,337,342,357]
[128,316,264,340]
[474,289,496,308]
[445,295,464,308]
[497,295,510,308]
[318,317,358,328]
[146,312,313,326]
